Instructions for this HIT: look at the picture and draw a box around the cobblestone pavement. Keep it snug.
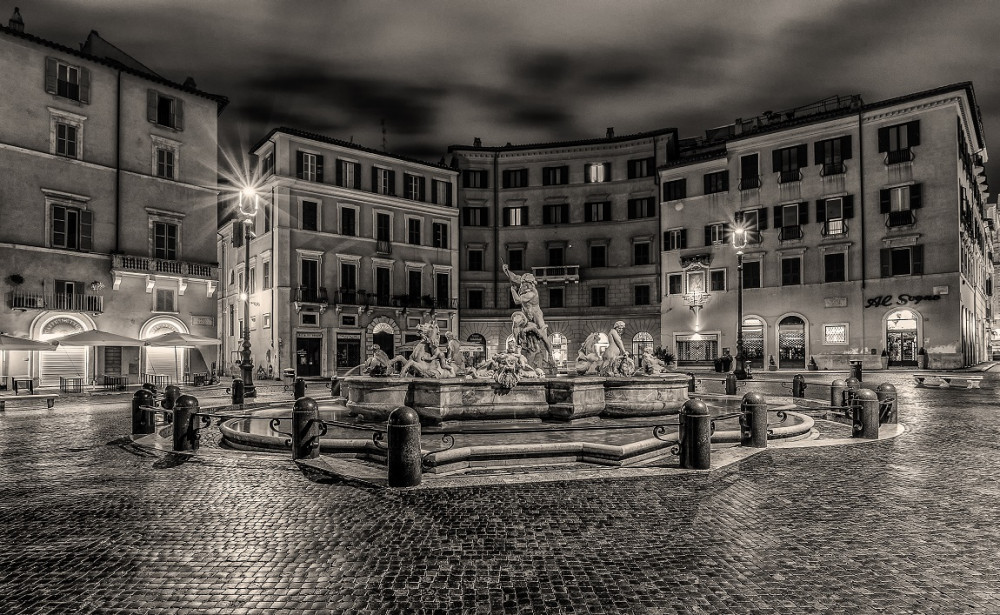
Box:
[2,374,1000,614]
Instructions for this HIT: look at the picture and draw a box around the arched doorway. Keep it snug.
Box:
[742,317,765,369]
[466,333,487,367]
[886,309,919,366]
[777,315,806,368]
[372,322,395,358]
[141,317,187,383]
[38,315,88,387]
[632,331,654,358]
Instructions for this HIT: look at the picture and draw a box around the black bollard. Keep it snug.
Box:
[161,384,180,424]
[792,374,807,398]
[843,377,860,409]
[291,396,323,460]
[679,399,711,470]
[686,372,696,393]
[876,383,898,424]
[172,394,200,452]
[725,372,737,395]
[142,382,158,400]
[231,377,245,406]
[293,377,307,400]
[131,389,155,435]
[387,406,422,487]
[852,389,880,439]
[740,392,768,448]
[831,379,847,408]
[849,360,864,383]
[329,376,341,396]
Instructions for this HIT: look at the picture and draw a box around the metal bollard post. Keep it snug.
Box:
[329,376,341,396]
[171,394,200,452]
[843,377,860,409]
[725,372,737,395]
[131,389,156,435]
[679,399,711,470]
[831,379,847,407]
[852,389,880,439]
[740,392,768,448]
[387,406,422,487]
[230,377,245,406]
[291,396,325,460]
[161,384,180,424]
[294,377,307,400]
[876,383,898,425]
[686,372,696,393]
[849,360,864,383]
[792,374,807,398]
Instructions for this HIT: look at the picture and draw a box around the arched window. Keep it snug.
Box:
[550,333,568,367]
[467,333,487,366]
[632,331,654,357]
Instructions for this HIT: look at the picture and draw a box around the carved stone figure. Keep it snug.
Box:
[502,264,554,367]
[600,321,636,377]
[575,332,603,375]
[398,322,457,378]
[638,346,670,375]
[444,330,466,375]
[469,345,545,390]
[361,344,392,376]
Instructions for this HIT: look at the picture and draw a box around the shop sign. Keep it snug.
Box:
[864,293,941,308]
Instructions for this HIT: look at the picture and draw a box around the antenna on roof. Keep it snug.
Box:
[381,119,387,152]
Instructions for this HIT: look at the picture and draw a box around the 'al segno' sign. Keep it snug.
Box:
[864,293,941,308]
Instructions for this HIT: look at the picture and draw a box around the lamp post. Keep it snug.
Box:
[732,216,750,380]
[239,187,258,398]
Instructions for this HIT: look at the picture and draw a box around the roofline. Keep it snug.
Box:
[862,81,983,146]
[0,24,229,113]
[250,127,456,171]
[446,127,678,154]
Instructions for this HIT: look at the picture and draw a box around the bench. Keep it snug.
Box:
[0,394,58,411]
[912,373,984,388]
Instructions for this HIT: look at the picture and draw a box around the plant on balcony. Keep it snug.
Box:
[6,274,23,286]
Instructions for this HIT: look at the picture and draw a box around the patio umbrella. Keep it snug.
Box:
[52,329,144,385]
[144,332,221,382]
[0,334,56,387]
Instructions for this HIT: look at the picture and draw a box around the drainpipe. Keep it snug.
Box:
[492,148,500,308]
[858,105,868,352]
[115,69,122,253]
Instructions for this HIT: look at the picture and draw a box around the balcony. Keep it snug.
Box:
[778,225,803,241]
[885,149,915,165]
[531,265,580,284]
[8,291,103,313]
[820,162,846,177]
[886,210,916,227]
[822,220,848,236]
[336,289,368,306]
[778,170,802,184]
[293,286,328,313]
[738,175,762,191]
[111,254,218,294]
[376,239,392,255]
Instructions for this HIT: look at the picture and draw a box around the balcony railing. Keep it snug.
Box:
[376,239,392,255]
[738,175,762,191]
[294,286,328,304]
[8,291,103,313]
[822,219,848,236]
[778,225,803,241]
[820,162,846,176]
[778,170,803,184]
[531,265,580,284]
[886,210,916,227]
[885,149,915,165]
[337,289,368,305]
[112,254,217,279]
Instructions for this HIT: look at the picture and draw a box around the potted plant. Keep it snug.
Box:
[880,349,889,370]
[653,347,675,369]
[917,347,927,369]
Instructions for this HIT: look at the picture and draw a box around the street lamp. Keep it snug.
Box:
[732,214,750,380]
[238,186,259,397]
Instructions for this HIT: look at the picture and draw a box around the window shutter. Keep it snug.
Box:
[627,200,637,219]
[798,202,809,224]
[680,229,688,249]
[335,159,343,186]
[880,248,891,277]
[521,206,529,225]
[585,204,594,223]
[562,204,569,221]
[604,162,612,181]
[912,245,924,274]
[174,99,184,131]
[816,199,826,222]
[879,189,891,214]
[501,170,510,189]
[704,225,712,246]
[45,57,58,94]
[583,164,592,183]
[561,165,569,184]
[723,223,733,244]
[910,183,922,209]
[797,144,808,167]
[52,205,66,247]
[388,170,396,195]
[877,127,889,152]
[843,195,854,218]
[147,90,157,123]
[371,166,378,192]
[663,231,669,247]
[543,206,552,225]
[79,67,91,104]
[907,120,921,147]
[814,141,823,165]
[661,182,668,201]
[603,202,611,221]
[232,220,243,247]
[79,210,93,251]
[296,152,304,179]
[772,149,781,173]
[703,174,711,195]
[773,205,782,228]
[419,177,426,202]
[354,163,362,188]
[445,182,453,206]
[757,208,769,230]
[315,155,324,182]
[842,135,853,160]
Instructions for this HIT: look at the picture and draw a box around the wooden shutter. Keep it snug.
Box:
[419,177,426,202]
[798,202,809,224]
[816,199,826,222]
[603,202,611,221]
[909,183,922,209]
[335,159,343,186]
[560,165,569,184]
[721,170,729,190]
[703,174,712,195]
[877,127,889,152]
[772,149,781,172]
[543,206,552,225]
[704,226,713,246]
[907,120,921,147]
[520,206,529,225]
[45,57,58,94]
[79,68,90,104]
[174,98,184,131]
[773,205,783,228]
[583,164,592,183]
[371,166,379,192]
[756,208,769,230]
[880,248,891,277]
[501,170,510,189]
[679,229,688,249]
[79,210,93,251]
[603,162,612,182]
[147,90,158,123]
[445,182,453,206]
[315,155,324,183]
[354,163,362,188]
[723,223,733,244]
[912,245,924,274]
[814,141,824,166]
[843,195,854,218]
[842,135,853,160]
[388,170,396,195]
[52,205,66,247]
[797,144,808,167]
[296,151,304,179]
[879,189,891,213]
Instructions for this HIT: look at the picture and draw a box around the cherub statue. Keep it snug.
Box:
[637,346,670,375]
[361,343,392,377]
[444,330,466,375]
[600,321,636,377]
[575,331,603,375]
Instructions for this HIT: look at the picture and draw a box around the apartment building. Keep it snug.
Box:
[658,83,991,370]
[0,11,227,386]
[219,128,459,378]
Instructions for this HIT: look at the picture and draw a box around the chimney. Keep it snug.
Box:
[606,127,614,139]
[182,77,197,88]
[473,137,482,148]
[9,7,24,32]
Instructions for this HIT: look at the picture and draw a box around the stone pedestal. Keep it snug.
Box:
[412,378,549,425]
[601,375,689,417]
[345,377,412,422]
[546,377,606,420]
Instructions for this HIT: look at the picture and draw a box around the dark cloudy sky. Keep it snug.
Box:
[17,0,1000,184]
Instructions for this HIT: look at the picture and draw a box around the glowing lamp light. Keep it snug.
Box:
[239,292,248,302]
[239,186,259,218]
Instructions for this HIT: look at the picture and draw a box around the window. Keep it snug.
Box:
[155,289,175,312]
[504,206,527,226]
[591,287,607,307]
[704,223,728,246]
[431,179,452,205]
[824,252,846,283]
[262,202,272,233]
[502,169,529,188]
[878,121,920,164]
[824,324,847,344]
[407,218,421,244]
[147,90,183,130]
[404,173,426,201]
[627,198,654,219]
[880,185,922,226]
[296,151,322,182]
[549,287,564,308]
[462,169,488,189]
[508,249,524,271]
[435,272,450,305]
[815,136,852,175]
[467,289,484,309]
[229,304,235,337]
[585,201,611,222]
[263,260,272,289]
[249,267,256,293]
[739,154,761,190]
[781,256,802,285]
[373,167,395,195]
[432,222,448,249]
[155,148,175,179]
[742,260,762,289]
[703,170,729,194]
[375,212,391,242]
[407,269,422,298]
[543,204,569,225]
[548,246,564,266]
[880,246,924,277]
[663,228,687,251]
[634,285,650,305]
[662,179,686,201]
[300,258,320,293]
[374,267,391,302]
[51,204,92,251]
[153,221,178,260]
[542,166,569,186]
[773,145,807,183]
[817,196,854,235]
[775,203,808,240]
[261,151,274,176]
[627,157,655,178]
[667,274,682,295]
[340,262,358,291]
[737,209,768,243]
[468,248,484,271]
[341,207,357,236]
[710,269,726,291]
[263,313,272,329]
[590,244,607,268]
[49,110,85,160]
[633,241,651,266]
[585,163,611,183]
[45,58,89,103]
[336,159,360,188]
[301,200,318,231]
[462,207,488,226]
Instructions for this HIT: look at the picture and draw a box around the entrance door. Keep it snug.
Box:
[777,316,806,368]
[742,318,765,369]
[296,337,322,377]
[373,331,394,358]
[337,339,361,374]
[886,309,919,366]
